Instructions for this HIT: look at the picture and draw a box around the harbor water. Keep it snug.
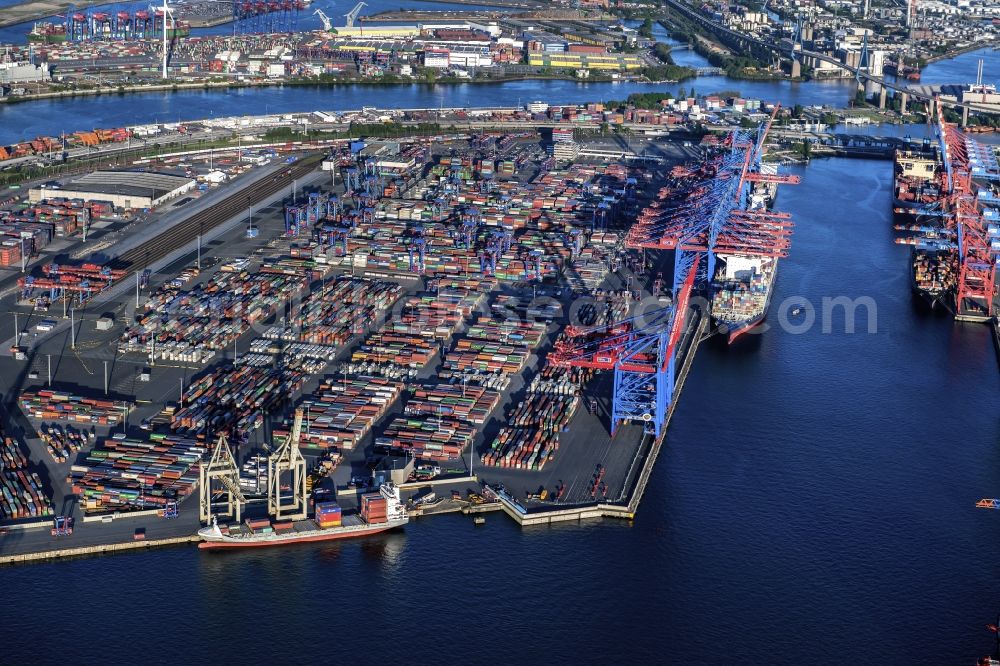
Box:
[0,156,998,665]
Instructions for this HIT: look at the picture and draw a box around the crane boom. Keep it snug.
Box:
[314,8,333,31]
[343,1,366,28]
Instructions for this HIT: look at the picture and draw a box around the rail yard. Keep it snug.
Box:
[0,100,996,565]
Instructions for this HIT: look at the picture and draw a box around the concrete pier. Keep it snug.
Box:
[495,313,710,526]
[0,535,198,565]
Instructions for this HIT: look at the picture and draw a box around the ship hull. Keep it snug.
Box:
[726,313,766,344]
[27,34,67,44]
[715,260,777,345]
[198,519,407,549]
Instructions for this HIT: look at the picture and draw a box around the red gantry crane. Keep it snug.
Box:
[934,106,999,320]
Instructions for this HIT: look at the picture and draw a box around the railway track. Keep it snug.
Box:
[111,152,323,274]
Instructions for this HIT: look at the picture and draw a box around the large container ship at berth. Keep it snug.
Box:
[711,175,780,344]
[27,20,191,43]
[198,483,408,550]
[890,141,956,309]
[907,243,955,309]
[27,22,68,44]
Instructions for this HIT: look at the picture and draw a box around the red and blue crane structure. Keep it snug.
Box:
[896,108,999,319]
[935,107,998,319]
[549,106,798,437]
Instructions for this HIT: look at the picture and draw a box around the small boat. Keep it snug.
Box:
[791,307,802,315]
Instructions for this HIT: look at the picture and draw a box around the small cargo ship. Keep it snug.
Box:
[198,483,408,550]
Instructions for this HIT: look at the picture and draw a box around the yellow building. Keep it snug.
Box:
[528,53,642,71]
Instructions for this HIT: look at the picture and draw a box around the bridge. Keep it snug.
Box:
[662,0,1000,118]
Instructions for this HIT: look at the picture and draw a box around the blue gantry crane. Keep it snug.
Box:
[551,107,797,437]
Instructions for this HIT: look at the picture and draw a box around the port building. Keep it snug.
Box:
[29,171,196,209]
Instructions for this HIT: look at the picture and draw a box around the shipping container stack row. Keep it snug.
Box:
[69,434,203,514]
[443,338,531,375]
[375,383,502,461]
[276,276,403,347]
[386,289,484,339]
[4,198,115,240]
[247,338,339,371]
[0,127,129,164]
[170,365,306,438]
[121,267,309,359]
[290,376,405,451]
[19,389,130,426]
[481,393,580,471]
[426,275,497,294]
[565,245,614,293]
[259,255,335,281]
[0,217,51,268]
[463,319,548,349]
[0,431,55,521]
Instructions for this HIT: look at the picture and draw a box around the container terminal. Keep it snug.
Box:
[892,107,1000,322]
[0,99,992,563]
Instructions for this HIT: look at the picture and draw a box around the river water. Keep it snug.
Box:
[1,13,1000,665]
[0,19,997,144]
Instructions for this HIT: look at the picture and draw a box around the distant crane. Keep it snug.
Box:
[343,1,366,28]
[314,8,333,31]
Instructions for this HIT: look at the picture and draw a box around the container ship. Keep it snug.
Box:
[27,21,190,43]
[198,483,408,549]
[909,247,954,309]
[711,177,780,344]
[891,144,956,308]
[893,145,941,213]
[27,22,68,44]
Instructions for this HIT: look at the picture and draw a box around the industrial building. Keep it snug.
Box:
[527,52,642,71]
[0,62,50,84]
[29,171,196,209]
